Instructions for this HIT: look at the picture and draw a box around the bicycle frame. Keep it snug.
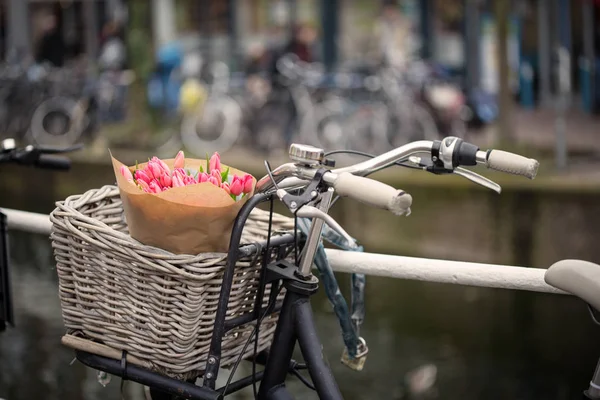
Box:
[73,191,343,399]
[257,282,342,399]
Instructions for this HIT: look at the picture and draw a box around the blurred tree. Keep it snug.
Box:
[126,1,154,82]
[495,0,513,141]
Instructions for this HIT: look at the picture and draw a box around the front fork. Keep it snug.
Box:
[258,271,343,400]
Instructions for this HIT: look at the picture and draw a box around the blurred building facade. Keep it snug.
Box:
[0,0,127,66]
[143,0,599,113]
[1,0,599,113]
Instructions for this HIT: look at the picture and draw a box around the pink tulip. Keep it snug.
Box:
[221,182,230,194]
[183,175,196,185]
[211,169,222,185]
[173,168,194,187]
[147,161,162,180]
[208,176,219,186]
[159,173,172,188]
[198,172,209,183]
[172,168,195,186]
[120,166,134,182]
[137,180,151,193]
[174,151,185,169]
[172,168,186,180]
[172,174,185,187]
[151,156,171,175]
[135,169,152,184]
[242,174,253,194]
[209,152,221,172]
[149,180,162,193]
[230,177,243,196]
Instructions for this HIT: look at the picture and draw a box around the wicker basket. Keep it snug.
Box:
[50,185,295,380]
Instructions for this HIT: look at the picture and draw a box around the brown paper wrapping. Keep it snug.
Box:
[111,156,255,255]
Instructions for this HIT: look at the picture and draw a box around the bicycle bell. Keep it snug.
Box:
[289,144,325,166]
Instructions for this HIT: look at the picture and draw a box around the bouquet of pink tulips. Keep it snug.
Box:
[111,151,256,255]
[120,151,253,201]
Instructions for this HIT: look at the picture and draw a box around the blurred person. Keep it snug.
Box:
[179,78,207,115]
[265,23,318,150]
[370,0,415,71]
[244,41,272,104]
[64,27,83,61]
[97,20,129,123]
[270,23,318,84]
[35,13,65,67]
[98,21,127,72]
[178,52,207,114]
[245,41,271,77]
[283,23,318,63]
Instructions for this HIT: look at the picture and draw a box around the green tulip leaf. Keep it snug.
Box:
[221,167,229,182]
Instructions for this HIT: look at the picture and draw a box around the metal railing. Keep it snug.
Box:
[1,207,567,296]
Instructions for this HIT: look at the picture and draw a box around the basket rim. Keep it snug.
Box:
[50,185,295,261]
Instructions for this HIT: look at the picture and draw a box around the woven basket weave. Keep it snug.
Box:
[50,185,295,379]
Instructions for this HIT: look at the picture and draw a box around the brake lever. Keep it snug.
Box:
[453,167,501,193]
[408,156,501,193]
[295,206,359,250]
[275,168,327,212]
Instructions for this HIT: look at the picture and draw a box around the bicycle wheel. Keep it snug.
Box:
[386,103,438,149]
[29,96,87,147]
[154,126,184,158]
[312,97,349,150]
[180,95,242,156]
[251,101,290,155]
[346,102,389,154]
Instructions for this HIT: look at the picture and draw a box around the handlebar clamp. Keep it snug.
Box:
[278,168,328,212]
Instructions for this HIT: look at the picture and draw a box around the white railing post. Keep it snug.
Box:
[2,208,52,236]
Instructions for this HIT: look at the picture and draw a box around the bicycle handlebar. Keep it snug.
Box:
[484,150,539,179]
[35,155,72,170]
[0,139,81,170]
[331,172,412,216]
[34,143,84,154]
[256,141,433,193]
[256,138,540,194]
[262,138,539,287]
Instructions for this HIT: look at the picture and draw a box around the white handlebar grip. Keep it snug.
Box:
[486,150,539,179]
[332,173,412,216]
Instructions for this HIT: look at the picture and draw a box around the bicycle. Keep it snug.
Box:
[152,62,244,157]
[179,62,244,156]
[29,66,134,147]
[64,135,538,399]
[0,138,81,333]
[0,60,98,147]
[546,261,600,399]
